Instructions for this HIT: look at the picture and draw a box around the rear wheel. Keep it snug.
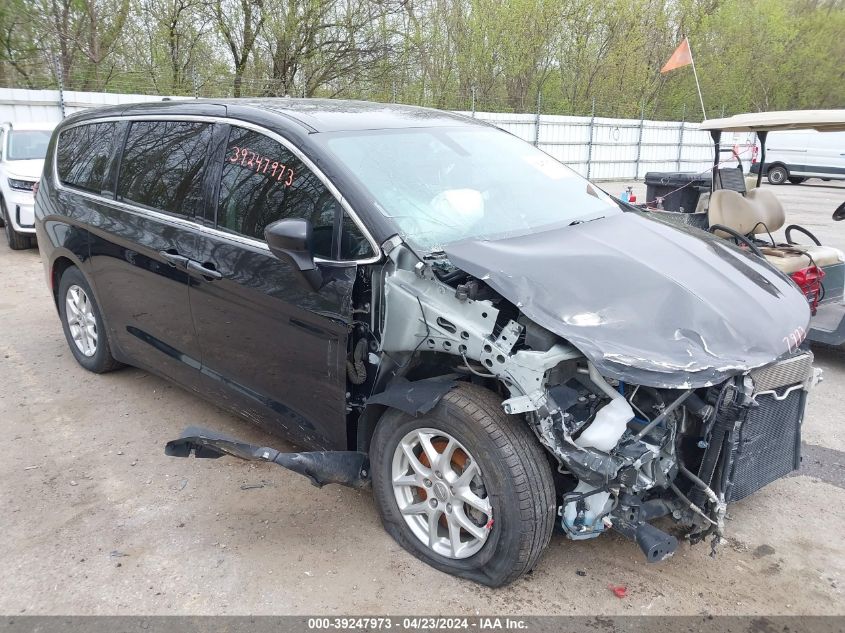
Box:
[57,266,122,373]
[788,177,806,185]
[370,382,556,587]
[2,198,33,250]
[767,165,789,185]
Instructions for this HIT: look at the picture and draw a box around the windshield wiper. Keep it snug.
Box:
[569,216,605,226]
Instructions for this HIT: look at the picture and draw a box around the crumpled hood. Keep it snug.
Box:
[445,212,811,388]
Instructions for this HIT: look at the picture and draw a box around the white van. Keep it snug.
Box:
[750,129,845,184]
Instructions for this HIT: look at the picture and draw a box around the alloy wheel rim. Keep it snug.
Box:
[65,284,98,357]
[391,427,492,559]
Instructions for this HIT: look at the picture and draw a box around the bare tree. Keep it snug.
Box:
[210,0,264,96]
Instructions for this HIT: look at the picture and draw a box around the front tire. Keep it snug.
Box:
[370,382,556,587]
[57,266,122,373]
[2,198,33,250]
[767,165,789,185]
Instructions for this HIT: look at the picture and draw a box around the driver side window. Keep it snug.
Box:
[216,127,336,258]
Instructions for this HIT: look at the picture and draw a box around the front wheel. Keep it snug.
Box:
[370,382,556,587]
[767,165,789,185]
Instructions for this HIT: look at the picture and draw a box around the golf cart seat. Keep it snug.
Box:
[709,189,844,274]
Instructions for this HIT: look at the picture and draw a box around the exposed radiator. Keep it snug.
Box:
[726,389,804,502]
[725,350,813,502]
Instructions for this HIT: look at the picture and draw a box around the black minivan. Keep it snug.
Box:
[36,99,819,586]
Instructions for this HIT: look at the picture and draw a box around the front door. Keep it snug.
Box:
[185,124,360,449]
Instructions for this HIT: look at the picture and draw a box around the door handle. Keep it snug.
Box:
[186,260,223,280]
[159,250,190,268]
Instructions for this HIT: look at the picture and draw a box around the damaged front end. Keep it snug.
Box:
[371,212,820,562]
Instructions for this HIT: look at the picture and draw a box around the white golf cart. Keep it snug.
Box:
[644,110,845,349]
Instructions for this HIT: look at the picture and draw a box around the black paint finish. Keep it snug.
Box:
[87,204,203,388]
[185,233,355,449]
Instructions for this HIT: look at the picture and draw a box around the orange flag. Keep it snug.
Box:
[660,38,693,74]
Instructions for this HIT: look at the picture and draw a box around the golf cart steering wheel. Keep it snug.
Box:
[834,202,845,222]
[785,224,822,245]
[708,224,765,258]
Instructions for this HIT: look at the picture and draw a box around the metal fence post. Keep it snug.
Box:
[533,91,541,146]
[676,103,686,171]
[634,100,645,180]
[54,54,66,119]
[193,74,199,100]
[586,98,596,179]
[471,86,476,118]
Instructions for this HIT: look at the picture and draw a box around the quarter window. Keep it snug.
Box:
[216,128,339,258]
[340,214,374,260]
[117,121,212,217]
[57,123,117,193]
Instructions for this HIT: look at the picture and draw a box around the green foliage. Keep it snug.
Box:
[0,0,842,118]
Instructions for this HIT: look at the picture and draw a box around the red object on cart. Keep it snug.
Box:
[790,266,825,315]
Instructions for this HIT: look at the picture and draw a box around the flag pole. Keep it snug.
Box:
[687,38,707,120]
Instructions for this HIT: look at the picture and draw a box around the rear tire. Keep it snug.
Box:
[2,198,33,250]
[57,266,122,373]
[370,382,556,587]
[788,177,806,185]
[767,165,789,185]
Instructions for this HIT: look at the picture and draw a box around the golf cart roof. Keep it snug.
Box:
[699,109,845,132]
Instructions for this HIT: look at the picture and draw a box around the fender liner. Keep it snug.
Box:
[165,426,370,488]
[365,374,460,416]
[355,375,461,452]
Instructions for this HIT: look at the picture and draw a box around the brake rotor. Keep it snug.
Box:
[417,438,469,528]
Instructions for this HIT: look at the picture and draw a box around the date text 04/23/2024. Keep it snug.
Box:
[306,617,528,630]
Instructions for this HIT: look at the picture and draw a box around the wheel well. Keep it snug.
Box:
[51,257,76,307]
[767,162,788,174]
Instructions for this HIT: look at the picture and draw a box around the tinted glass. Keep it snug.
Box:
[57,123,117,193]
[8,130,52,160]
[216,127,337,258]
[117,121,212,217]
[340,214,373,260]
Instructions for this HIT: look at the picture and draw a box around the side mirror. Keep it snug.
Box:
[833,202,845,222]
[264,218,323,290]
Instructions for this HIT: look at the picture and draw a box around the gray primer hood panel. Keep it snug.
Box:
[444,212,811,388]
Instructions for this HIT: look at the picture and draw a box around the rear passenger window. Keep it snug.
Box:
[117,121,212,217]
[57,123,116,193]
[216,127,337,258]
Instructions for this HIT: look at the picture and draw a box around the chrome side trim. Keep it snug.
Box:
[53,114,382,265]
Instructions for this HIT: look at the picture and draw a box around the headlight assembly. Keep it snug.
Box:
[8,178,36,192]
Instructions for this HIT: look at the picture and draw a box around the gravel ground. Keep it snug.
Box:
[1,180,844,615]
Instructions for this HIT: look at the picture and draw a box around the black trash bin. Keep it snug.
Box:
[644,172,710,213]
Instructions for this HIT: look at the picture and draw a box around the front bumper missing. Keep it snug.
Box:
[165,426,371,489]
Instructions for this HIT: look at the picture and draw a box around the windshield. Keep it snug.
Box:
[8,130,52,161]
[321,126,619,251]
